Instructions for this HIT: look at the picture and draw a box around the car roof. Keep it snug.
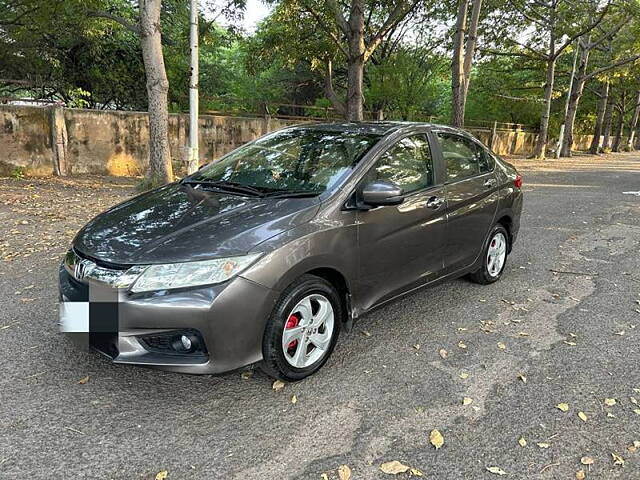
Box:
[293,121,466,137]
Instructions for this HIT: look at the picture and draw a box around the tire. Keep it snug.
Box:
[261,274,342,382]
[469,224,509,285]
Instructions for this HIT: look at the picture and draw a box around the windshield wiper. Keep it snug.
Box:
[182,179,266,197]
[263,190,321,198]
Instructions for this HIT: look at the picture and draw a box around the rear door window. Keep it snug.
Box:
[436,133,486,182]
[479,149,495,173]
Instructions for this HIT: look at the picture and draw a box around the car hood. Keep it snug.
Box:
[73,183,320,265]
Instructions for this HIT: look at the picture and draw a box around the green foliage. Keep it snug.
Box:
[11,166,26,180]
[366,48,449,120]
[2,0,639,134]
[465,56,544,126]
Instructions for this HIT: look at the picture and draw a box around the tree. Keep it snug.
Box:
[366,46,449,120]
[602,89,615,149]
[627,89,640,149]
[491,0,610,158]
[138,0,173,184]
[588,80,610,153]
[560,9,640,156]
[451,0,483,127]
[268,0,423,120]
[90,1,173,184]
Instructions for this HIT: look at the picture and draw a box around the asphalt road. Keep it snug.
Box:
[1,153,640,479]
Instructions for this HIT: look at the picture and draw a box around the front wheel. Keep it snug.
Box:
[469,225,509,285]
[261,275,341,381]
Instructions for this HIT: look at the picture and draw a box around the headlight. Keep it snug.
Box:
[130,253,262,293]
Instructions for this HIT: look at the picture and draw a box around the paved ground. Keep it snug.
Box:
[1,153,640,479]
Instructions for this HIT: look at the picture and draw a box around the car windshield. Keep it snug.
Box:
[188,128,381,195]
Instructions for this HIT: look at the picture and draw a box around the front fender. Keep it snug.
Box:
[240,220,358,296]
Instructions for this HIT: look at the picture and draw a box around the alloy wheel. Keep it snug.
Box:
[282,294,335,368]
[487,232,507,278]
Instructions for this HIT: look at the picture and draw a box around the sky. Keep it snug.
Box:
[240,0,272,32]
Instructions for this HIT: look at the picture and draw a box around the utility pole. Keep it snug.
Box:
[187,0,199,174]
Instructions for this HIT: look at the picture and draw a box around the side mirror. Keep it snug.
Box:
[360,180,405,207]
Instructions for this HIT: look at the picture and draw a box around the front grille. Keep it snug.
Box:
[73,249,130,270]
[64,249,145,288]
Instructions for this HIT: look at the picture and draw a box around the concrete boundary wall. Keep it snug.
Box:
[0,104,625,177]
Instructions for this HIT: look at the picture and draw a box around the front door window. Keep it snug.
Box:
[369,134,434,193]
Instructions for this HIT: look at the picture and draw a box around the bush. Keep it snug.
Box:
[11,167,26,180]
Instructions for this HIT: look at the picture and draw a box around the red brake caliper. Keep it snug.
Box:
[488,239,496,264]
[285,315,299,351]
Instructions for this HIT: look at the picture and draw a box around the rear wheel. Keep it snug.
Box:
[261,275,341,381]
[469,224,509,285]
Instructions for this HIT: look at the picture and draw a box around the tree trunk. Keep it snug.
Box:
[612,108,624,152]
[461,0,482,118]
[451,0,469,127]
[588,81,608,154]
[533,55,556,159]
[323,60,347,116]
[626,90,640,150]
[346,0,365,121]
[139,0,173,184]
[602,94,614,150]
[560,41,590,157]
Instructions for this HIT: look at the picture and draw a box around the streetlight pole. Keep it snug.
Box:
[187,0,199,174]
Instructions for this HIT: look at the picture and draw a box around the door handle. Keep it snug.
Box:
[483,178,497,189]
[426,196,444,209]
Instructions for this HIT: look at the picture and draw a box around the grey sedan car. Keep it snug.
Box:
[59,122,523,381]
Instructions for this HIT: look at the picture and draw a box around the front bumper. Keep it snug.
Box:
[59,264,279,374]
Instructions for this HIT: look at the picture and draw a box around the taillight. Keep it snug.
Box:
[513,174,523,189]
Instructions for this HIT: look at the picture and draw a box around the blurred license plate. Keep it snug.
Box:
[59,301,89,332]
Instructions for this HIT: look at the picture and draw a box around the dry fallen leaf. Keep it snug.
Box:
[578,411,588,422]
[291,394,297,404]
[321,474,329,480]
[486,466,507,475]
[430,429,444,449]
[564,341,577,346]
[580,456,594,466]
[537,442,550,449]
[497,342,506,350]
[518,437,527,447]
[240,371,253,380]
[78,375,90,384]
[380,461,410,475]
[272,380,285,392]
[439,348,448,359]
[575,469,586,480]
[612,453,625,466]
[410,468,423,476]
[361,330,372,337]
[634,408,640,415]
[413,344,421,350]
[459,372,469,379]
[604,398,617,406]
[463,397,473,406]
[557,403,570,412]
[518,374,527,384]
[338,464,352,480]
[155,471,168,480]
[458,341,467,349]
